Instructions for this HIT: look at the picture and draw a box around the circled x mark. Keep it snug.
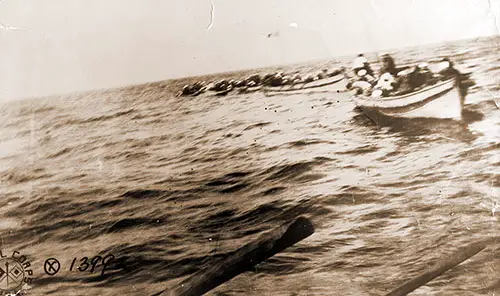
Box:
[44,258,60,276]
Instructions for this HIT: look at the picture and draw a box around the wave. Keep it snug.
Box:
[286,139,335,148]
[261,158,330,182]
[52,108,137,129]
[243,122,272,131]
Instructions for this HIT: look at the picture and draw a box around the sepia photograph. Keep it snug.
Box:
[0,1,499,295]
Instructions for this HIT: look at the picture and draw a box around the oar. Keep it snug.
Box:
[152,216,315,296]
[386,237,497,296]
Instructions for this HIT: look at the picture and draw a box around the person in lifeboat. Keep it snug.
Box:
[352,53,375,77]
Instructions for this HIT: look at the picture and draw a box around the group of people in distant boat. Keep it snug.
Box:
[178,68,345,97]
[348,53,461,98]
[179,81,208,96]
[260,68,344,87]
[178,52,468,98]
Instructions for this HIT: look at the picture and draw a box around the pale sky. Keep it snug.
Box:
[0,0,498,101]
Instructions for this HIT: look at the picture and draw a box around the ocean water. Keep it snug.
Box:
[0,36,498,296]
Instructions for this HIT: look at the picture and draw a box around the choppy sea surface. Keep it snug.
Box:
[0,36,499,296]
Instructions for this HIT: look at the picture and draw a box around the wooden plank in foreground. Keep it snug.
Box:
[152,216,315,296]
[386,238,497,296]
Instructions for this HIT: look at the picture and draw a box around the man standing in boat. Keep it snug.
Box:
[379,53,398,76]
[367,53,399,97]
[438,58,460,78]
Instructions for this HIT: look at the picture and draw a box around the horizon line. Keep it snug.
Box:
[2,33,497,104]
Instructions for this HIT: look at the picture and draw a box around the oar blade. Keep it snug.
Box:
[386,239,492,296]
[154,216,314,296]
